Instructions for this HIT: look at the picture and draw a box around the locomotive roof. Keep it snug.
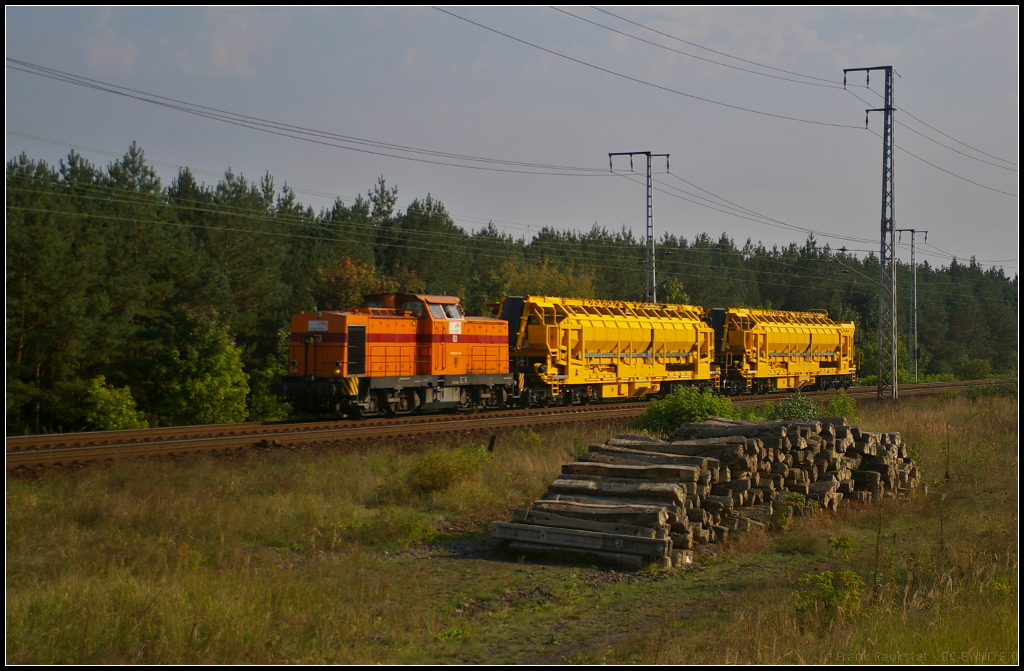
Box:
[364,293,461,305]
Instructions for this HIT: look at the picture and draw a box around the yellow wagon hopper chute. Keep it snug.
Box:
[496,296,715,406]
[708,307,856,395]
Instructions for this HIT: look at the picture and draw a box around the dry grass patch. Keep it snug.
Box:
[568,395,1018,664]
[5,425,612,663]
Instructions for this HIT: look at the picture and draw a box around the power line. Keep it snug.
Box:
[619,171,879,247]
[11,133,1013,273]
[844,89,1017,172]
[8,129,606,239]
[590,6,841,85]
[657,173,879,246]
[6,135,679,264]
[551,6,843,89]
[597,7,1018,169]
[863,126,1017,198]
[641,173,1012,268]
[6,58,612,178]
[3,129,919,268]
[432,7,863,130]
[26,182,874,285]
[10,194,1013,306]
[897,104,1018,167]
[856,86,1018,168]
[593,7,1015,169]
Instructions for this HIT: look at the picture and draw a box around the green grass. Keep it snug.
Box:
[6,397,1018,663]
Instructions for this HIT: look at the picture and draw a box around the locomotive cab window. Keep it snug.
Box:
[428,304,446,319]
[443,304,464,319]
[400,300,426,318]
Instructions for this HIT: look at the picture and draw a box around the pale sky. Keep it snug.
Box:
[6,7,1019,274]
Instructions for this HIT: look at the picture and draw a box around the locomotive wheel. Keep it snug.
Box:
[458,390,478,414]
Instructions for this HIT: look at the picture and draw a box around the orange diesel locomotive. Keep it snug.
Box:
[273,293,512,417]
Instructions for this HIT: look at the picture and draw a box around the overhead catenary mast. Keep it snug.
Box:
[845,65,897,402]
[896,228,928,382]
[609,151,670,303]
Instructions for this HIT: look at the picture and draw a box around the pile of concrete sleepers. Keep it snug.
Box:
[491,416,921,570]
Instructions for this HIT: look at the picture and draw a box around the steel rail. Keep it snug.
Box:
[5,403,645,453]
[6,379,1011,469]
[6,404,644,468]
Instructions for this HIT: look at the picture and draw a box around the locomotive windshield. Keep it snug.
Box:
[427,303,464,319]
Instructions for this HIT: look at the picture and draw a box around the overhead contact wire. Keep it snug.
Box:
[432,7,862,129]
[550,7,844,89]
[590,6,842,85]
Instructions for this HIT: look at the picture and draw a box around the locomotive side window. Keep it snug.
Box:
[442,304,464,319]
[400,300,426,318]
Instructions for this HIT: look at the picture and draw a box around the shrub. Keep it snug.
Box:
[405,445,490,497]
[344,507,438,548]
[771,390,821,421]
[735,401,776,421]
[630,387,737,435]
[963,380,1018,401]
[827,535,854,562]
[824,390,858,422]
[954,357,992,381]
[793,570,865,618]
[83,376,148,431]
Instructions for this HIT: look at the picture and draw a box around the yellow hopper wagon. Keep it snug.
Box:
[494,296,715,407]
[707,307,856,395]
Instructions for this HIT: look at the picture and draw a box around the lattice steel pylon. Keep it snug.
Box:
[845,66,898,402]
[609,151,669,303]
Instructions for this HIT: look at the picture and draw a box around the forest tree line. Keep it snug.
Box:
[7,145,1018,434]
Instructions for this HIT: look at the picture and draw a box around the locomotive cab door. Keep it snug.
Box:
[347,325,366,376]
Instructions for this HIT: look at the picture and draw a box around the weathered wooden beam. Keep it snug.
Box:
[562,461,700,483]
[491,522,671,557]
[506,542,646,571]
[512,509,660,538]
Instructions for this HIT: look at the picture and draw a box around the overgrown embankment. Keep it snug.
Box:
[5,393,1017,663]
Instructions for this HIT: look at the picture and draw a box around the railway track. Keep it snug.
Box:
[5,404,644,468]
[6,379,1011,469]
